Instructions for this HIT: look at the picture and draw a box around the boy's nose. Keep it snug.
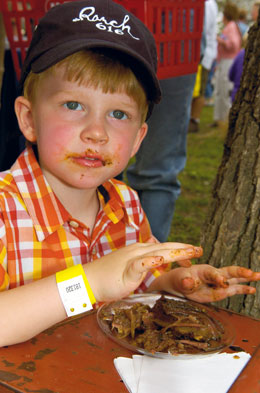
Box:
[80,120,108,144]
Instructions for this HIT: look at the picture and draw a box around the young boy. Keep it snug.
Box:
[0,0,259,347]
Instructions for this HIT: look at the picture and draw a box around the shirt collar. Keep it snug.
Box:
[98,180,139,230]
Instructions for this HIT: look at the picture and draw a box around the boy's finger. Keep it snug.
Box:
[227,277,259,285]
[169,247,203,261]
[143,246,203,262]
[173,259,192,267]
[137,256,165,272]
[164,244,203,260]
[221,266,260,281]
[212,284,256,300]
[126,256,165,283]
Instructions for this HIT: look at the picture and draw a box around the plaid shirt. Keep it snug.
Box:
[0,147,163,292]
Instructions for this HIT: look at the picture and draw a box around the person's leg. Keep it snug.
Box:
[191,95,205,119]
[189,95,205,132]
[127,74,196,242]
[205,74,213,100]
[189,66,209,132]
[205,60,216,97]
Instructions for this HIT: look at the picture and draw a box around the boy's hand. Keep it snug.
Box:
[84,242,203,302]
[164,265,260,303]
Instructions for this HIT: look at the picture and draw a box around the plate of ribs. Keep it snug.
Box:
[97,293,235,359]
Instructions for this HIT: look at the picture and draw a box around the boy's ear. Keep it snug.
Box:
[15,96,37,142]
[130,122,148,158]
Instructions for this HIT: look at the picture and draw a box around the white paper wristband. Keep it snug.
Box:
[56,265,96,317]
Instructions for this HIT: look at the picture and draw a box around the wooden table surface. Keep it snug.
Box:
[0,303,259,393]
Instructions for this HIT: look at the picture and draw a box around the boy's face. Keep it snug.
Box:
[16,70,148,191]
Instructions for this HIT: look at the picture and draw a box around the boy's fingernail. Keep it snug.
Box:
[194,246,203,256]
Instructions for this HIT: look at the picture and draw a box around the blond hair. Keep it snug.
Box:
[23,49,149,123]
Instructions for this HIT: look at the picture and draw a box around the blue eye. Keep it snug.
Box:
[64,102,82,111]
[110,110,128,120]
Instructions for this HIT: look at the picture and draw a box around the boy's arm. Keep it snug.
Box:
[0,242,202,347]
[0,274,67,346]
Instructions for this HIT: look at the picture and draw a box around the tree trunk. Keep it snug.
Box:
[200,21,260,318]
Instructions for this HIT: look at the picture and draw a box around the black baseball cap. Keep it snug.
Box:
[20,0,162,112]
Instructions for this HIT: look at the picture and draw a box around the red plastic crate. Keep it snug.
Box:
[1,0,43,80]
[1,0,205,80]
[114,0,205,79]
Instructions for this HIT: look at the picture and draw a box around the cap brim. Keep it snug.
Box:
[27,39,161,104]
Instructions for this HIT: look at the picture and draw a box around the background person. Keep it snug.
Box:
[211,2,242,128]
[251,1,260,22]
[126,73,197,242]
[237,8,249,37]
[229,33,248,103]
[188,0,218,133]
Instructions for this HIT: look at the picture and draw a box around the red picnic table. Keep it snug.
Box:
[0,301,259,393]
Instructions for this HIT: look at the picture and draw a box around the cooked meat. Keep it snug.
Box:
[100,296,225,355]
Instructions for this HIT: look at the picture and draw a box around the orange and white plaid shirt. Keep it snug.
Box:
[0,147,163,292]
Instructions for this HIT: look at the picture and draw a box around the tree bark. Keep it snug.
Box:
[200,21,260,318]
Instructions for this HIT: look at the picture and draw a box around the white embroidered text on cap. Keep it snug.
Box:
[72,7,140,40]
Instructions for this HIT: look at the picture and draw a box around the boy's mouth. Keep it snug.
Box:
[67,150,112,168]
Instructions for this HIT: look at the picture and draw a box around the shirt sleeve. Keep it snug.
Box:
[201,1,218,70]
[0,216,9,291]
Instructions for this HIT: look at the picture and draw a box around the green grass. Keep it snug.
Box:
[168,106,227,245]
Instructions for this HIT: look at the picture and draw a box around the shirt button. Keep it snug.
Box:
[69,220,79,228]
